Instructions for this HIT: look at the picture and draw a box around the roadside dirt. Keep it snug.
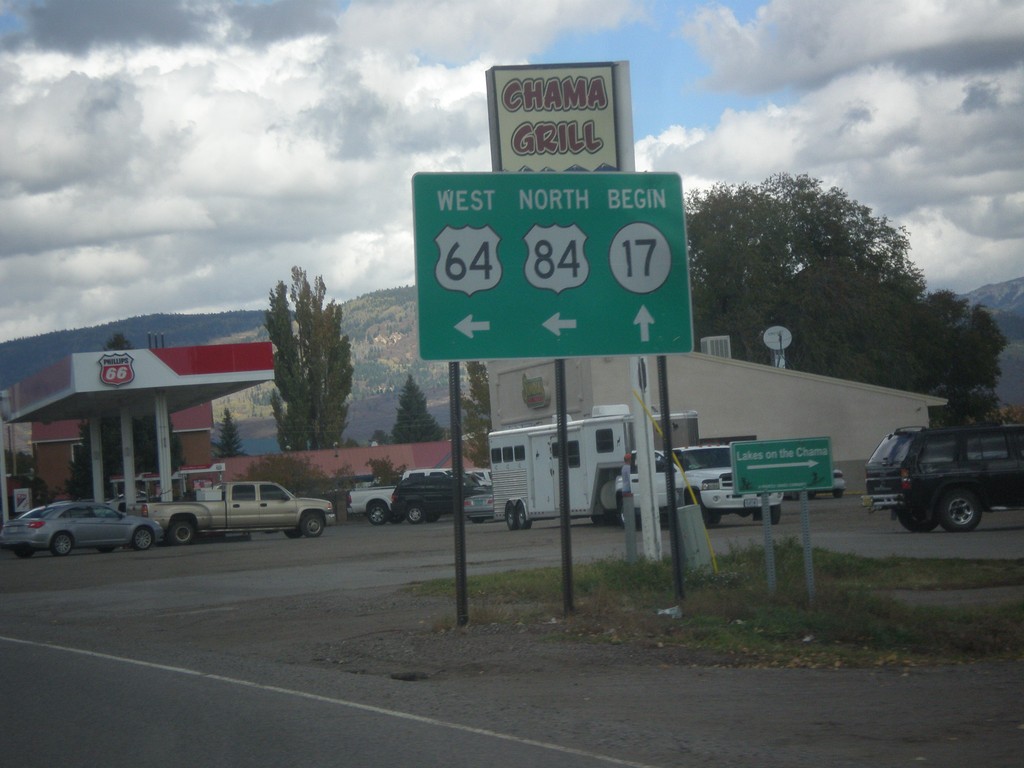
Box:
[72,584,1024,768]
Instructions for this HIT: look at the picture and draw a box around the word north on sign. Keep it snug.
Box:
[412,172,692,361]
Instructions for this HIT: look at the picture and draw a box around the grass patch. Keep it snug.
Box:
[411,538,1024,667]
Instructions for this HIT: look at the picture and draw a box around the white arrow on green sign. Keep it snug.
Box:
[412,172,692,361]
[730,437,834,494]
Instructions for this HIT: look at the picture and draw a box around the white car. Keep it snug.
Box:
[810,469,846,499]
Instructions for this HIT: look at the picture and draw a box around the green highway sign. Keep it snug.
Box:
[731,437,834,494]
[412,172,692,361]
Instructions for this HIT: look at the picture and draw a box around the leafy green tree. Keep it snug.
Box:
[912,291,1005,425]
[460,361,491,467]
[685,174,1006,423]
[265,267,353,451]
[212,408,245,457]
[687,174,926,388]
[392,375,444,443]
[237,454,329,496]
[366,456,404,485]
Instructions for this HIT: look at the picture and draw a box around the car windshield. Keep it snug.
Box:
[675,447,730,471]
[19,506,50,520]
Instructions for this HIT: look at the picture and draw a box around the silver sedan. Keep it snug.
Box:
[0,501,163,558]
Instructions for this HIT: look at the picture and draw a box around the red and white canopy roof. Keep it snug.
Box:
[4,343,274,423]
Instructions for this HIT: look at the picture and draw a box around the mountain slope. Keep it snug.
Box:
[962,277,1024,409]
[0,288,450,446]
[963,277,1024,315]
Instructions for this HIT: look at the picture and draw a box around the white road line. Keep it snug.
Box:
[0,634,663,768]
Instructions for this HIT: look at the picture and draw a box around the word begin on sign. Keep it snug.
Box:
[436,187,669,213]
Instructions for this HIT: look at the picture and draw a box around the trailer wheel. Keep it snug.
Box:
[515,501,532,530]
[505,501,520,531]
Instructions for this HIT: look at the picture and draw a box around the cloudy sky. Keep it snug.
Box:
[1,0,1022,344]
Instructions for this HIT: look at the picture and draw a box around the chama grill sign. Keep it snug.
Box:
[487,63,625,172]
[98,353,135,387]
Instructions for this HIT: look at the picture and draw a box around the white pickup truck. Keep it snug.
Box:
[348,484,397,525]
[619,446,783,527]
[673,445,782,526]
[140,482,336,544]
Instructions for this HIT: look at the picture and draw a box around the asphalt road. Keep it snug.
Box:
[1,496,1023,768]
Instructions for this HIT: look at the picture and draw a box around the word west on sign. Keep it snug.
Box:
[412,172,692,361]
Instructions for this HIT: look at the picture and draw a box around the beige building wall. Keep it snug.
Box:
[488,353,946,487]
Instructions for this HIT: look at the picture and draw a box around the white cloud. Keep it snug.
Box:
[636,1,1024,294]
[0,0,1021,345]
[684,0,1024,91]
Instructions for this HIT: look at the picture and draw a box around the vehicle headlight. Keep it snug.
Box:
[701,479,720,491]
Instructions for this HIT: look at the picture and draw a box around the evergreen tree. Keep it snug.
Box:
[212,408,245,457]
[392,375,444,443]
[460,361,491,467]
[265,267,354,450]
[106,332,131,350]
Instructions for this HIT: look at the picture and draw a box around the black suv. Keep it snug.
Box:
[864,424,1024,532]
[389,473,490,524]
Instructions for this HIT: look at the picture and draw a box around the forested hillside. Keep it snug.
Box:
[1,278,1019,450]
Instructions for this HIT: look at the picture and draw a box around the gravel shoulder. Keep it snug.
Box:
[26,582,1021,768]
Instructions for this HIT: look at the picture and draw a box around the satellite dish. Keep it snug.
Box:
[762,326,792,350]
[762,326,792,368]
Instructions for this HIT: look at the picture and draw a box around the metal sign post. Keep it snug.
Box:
[449,362,469,626]
[731,437,833,602]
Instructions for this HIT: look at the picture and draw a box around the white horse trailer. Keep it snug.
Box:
[488,407,636,530]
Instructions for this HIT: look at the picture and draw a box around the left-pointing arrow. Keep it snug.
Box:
[543,313,577,336]
[455,315,490,338]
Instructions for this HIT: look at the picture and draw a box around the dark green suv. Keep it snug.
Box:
[389,473,490,524]
[864,424,1024,532]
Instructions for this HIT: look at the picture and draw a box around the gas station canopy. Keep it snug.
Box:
[3,343,275,424]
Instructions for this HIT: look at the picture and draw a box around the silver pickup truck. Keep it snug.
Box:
[140,482,336,545]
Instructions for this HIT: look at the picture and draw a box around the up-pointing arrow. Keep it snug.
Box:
[543,313,577,336]
[634,305,654,342]
[455,315,490,338]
